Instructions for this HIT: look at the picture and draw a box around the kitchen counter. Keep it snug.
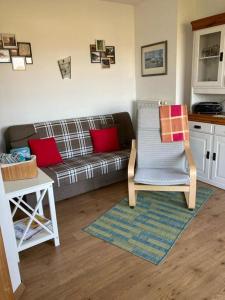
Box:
[188,113,225,126]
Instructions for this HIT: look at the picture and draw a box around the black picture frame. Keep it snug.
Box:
[105,46,115,64]
[90,44,101,63]
[141,40,167,76]
[17,42,32,57]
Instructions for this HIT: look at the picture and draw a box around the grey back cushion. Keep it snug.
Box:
[137,105,186,170]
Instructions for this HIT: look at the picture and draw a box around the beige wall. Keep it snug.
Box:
[135,0,178,104]
[0,0,135,151]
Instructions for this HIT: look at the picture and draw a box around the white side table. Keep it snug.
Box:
[4,169,60,253]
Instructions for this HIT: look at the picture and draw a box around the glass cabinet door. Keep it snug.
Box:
[193,26,224,87]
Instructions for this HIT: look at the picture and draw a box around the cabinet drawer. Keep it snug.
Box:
[189,121,214,134]
[215,125,225,136]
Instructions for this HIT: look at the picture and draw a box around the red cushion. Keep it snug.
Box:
[90,127,120,153]
[28,137,63,167]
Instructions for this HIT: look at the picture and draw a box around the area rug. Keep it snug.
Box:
[83,187,213,265]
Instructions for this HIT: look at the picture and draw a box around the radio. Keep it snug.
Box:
[192,102,223,114]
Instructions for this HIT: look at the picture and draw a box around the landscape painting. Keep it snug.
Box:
[141,41,167,76]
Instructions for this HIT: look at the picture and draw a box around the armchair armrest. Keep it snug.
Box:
[128,139,136,179]
[184,141,196,178]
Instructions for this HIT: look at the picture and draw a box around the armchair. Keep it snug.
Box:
[128,104,196,209]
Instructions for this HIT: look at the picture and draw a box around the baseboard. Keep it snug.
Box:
[14,283,25,300]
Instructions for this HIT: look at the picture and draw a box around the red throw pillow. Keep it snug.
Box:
[28,137,63,167]
[90,127,120,153]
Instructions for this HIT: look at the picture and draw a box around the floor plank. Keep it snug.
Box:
[19,181,225,300]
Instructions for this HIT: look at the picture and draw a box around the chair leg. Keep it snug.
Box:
[128,181,136,208]
[184,186,196,210]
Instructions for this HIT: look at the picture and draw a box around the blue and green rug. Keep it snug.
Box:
[83,187,213,264]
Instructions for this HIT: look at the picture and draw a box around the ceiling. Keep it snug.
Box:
[102,0,143,5]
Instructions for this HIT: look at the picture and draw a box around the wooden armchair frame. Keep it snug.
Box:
[128,139,197,209]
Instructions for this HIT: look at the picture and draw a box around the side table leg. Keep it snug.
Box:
[47,186,60,247]
[36,191,44,216]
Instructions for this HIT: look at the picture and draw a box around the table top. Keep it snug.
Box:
[189,113,225,126]
[4,169,54,197]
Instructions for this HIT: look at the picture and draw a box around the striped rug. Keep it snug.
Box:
[83,187,213,264]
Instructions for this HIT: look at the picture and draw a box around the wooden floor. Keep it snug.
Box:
[19,181,225,300]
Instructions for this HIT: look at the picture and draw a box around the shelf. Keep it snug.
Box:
[16,222,54,252]
[199,55,220,60]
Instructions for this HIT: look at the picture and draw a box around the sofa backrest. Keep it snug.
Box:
[5,112,135,158]
[33,115,114,159]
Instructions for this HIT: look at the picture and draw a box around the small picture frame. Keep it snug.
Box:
[96,40,105,52]
[12,56,26,71]
[25,57,33,64]
[17,42,32,57]
[101,58,110,69]
[58,56,71,79]
[141,40,167,76]
[90,44,101,63]
[9,48,18,57]
[105,46,115,64]
[0,34,3,49]
[2,33,17,48]
[0,49,11,63]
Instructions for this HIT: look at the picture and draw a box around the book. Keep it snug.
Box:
[14,216,52,241]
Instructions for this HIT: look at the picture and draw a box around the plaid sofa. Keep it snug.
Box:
[5,112,134,201]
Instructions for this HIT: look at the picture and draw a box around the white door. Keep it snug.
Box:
[193,25,225,88]
[190,131,213,181]
[211,135,225,187]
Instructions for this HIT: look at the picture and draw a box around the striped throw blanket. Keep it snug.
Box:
[159,104,189,143]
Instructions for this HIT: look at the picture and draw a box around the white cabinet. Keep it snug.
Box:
[190,131,212,181]
[192,25,225,93]
[189,121,225,189]
[211,135,225,186]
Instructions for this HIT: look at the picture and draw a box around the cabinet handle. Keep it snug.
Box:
[206,151,210,159]
[213,153,217,161]
[194,125,201,129]
[220,52,223,62]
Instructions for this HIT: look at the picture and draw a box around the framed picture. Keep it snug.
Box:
[0,34,3,49]
[9,48,18,57]
[141,41,167,76]
[105,46,115,64]
[2,33,17,48]
[96,40,105,52]
[101,58,110,69]
[17,42,32,57]
[90,44,101,63]
[12,56,26,71]
[58,56,71,79]
[0,49,11,63]
[26,57,33,64]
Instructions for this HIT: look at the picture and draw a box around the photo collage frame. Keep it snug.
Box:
[0,33,33,70]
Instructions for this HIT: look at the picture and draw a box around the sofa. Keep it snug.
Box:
[5,112,135,201]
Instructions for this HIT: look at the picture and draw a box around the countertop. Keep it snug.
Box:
[188,113,225,126]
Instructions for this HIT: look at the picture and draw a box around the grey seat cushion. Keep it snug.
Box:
[134,168,190,186]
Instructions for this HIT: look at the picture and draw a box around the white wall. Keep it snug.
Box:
[135,0,225,108]
[0,0,135,151]
[176,0,225,108]
[135,0,178,104]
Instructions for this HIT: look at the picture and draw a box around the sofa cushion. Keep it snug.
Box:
[90,127,120,153]
[28,137,63,167]
[46,149,130,187]
[33,114,114,159]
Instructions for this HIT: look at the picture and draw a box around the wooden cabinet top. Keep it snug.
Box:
[189,113,225,125]
[191,12,225,31]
